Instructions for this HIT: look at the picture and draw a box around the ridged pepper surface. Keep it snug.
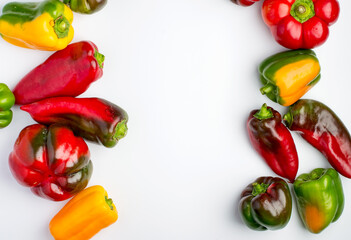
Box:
[284,99,351,178]
[259,49,320,106]
[13,41,105,105]
[9,124,92,201]
[0,0,74,51]
[293,168,344,233]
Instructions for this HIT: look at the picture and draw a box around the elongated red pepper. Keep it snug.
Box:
[13,41,104,105]
[284,99,351,178]
[231,0,260,7]
[9,124,92,201]
[21,97,128,148]
[247,104,298,182]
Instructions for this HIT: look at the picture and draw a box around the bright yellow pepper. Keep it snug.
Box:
[0,0,74,51]
[49,185,118,240]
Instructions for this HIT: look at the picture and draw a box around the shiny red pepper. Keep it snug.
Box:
[231,0,260,7]
[13,41,105,105]
[261,0,340,49]
[247,104,298,182]
[21,97,128,148]
[9,124,93,201]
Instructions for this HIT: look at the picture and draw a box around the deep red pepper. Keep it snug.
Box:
[261,0,340,49]
[284,99,351,178]
[13,41,105,105]
[9,124,92,201]
[231,0,260,7]
[21,97,128,148]
[247,104,298,182]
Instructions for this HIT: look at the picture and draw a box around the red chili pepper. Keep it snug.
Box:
[261,0,340,49]
[231,0,260,7]
[247,104,298,182]
[9,124,93,201]
[20,97,128,148]
[13,41,105,105]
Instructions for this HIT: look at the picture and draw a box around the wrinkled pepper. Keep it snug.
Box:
[21,97,128,148]
[247,104,298,182]
[9,124,92,201]
[231,0,260,7]
[0,83,15,128]
[0,0,74,51]
[239,176,292,230]
[62,0,107,14]
[259,49,320,106]
[13,41,104,105]
[261,0,340,49]
[293,168,344,233]
[50,185,118,240]
[284,99,351,179]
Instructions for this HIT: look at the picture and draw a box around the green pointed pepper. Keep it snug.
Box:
[293,168,344,234]
[0,83,15,128]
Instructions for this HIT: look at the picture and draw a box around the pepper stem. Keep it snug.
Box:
[54,16,70,39]
[94,50,105,69]
[260,84,275,95]
[252,183,270,197]
[105,196,114,210]
[283,110,293,128]
[253,103,273,120]
[290,0,315,23]
[114,119,128,141]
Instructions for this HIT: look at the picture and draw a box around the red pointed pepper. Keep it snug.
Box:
[21,97,128,148]
[13,41,105,105]
[9,124,93,201]
[247,104,298,182]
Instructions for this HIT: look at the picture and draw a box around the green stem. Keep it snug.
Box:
[94,50,105,69]
[252,183,270,197]
[290,0,315,23]
[283,110,293,128]
[114,119,128,141]
[253,104,273,120]
[105,196,114,210]
[54,16,70,39]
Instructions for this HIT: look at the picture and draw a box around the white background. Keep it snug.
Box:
[0,0,350,239]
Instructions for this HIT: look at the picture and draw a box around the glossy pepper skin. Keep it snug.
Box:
[239,176,292,230]
[247,104,298,182]
[9,124,93,201]
[13,41,105,105]
[284,99,351,178]
[0,0,74,51]
[50,185,118,240]
[262,0,340,49]
[293,168,344,233]
[259,49,320,106]
[0,83,15,128]
[62,0,107,14]
[231,0,260,7]
[21,97,128,148]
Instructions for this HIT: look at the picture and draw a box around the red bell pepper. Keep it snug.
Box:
[21,97,128,148]
[13,41,104,105]
[9,124,93,201]
[247,104,299,182]
[231,0,260,7]
[261,0,340,49]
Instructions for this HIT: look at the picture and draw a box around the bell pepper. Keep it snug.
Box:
[62,0,107,14]
[0,83,15,128]
[0,0,74,51]
[247,104,298,182]
[284,99,351,179]
[261,0,340,49]
[259,49,320,106]
[50,185,118,240]
[293,168,344,233]
[21,97,128,148]
[13,41,105,105]
[239,176,292,230]
[8,124,93,201]
[231,0,260,7]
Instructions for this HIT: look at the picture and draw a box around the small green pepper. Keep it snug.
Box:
[62,0,107,14]
[0,83,15,128]
[293,168,344,234]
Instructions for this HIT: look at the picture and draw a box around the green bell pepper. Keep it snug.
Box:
[293,168,344,233]
[0,83,15,128]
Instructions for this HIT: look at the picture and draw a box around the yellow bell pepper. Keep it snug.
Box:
[0,0,74,51]
[49,185,118,240]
